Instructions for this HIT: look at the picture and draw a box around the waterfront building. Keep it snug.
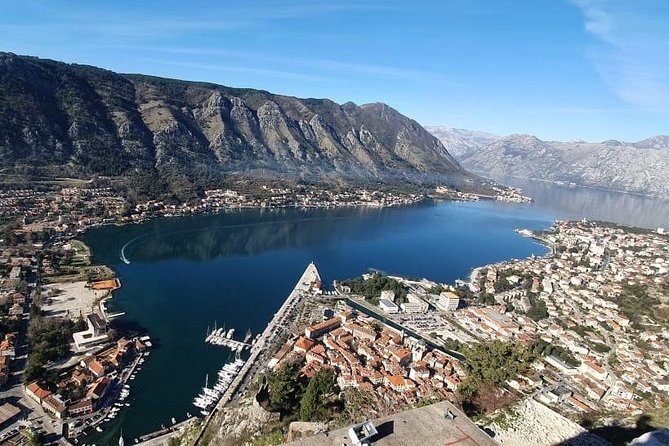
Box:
[73,313,109,350]
[68,398,94,416]
[87,377,111,408]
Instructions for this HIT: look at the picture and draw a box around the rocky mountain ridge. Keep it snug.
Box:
[0,52,481,200]
[427,126,669,198]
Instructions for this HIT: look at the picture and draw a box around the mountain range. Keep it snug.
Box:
[427,126,669,199]
[0,52,484,200]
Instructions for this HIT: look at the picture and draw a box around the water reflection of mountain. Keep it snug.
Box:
[126,207,395,262]
[497,176,669,229]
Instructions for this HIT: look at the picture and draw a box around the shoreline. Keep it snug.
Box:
[468,170,669,201]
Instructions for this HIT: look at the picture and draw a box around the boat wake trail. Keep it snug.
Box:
[118,214,359,265]
[120,235,145,264]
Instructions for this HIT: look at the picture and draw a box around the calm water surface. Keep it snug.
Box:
[81,181,669,444]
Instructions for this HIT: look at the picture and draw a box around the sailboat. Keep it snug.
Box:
[119,429,124,446]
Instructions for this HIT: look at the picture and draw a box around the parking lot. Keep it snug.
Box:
[40,281,106,319]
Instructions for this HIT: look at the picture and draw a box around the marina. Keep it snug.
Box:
[191,262,323,445]
[68,342,151,441]
[205,327,251,352]
[191,358,246,416]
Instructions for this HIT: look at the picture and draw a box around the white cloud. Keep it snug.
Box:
[127,46,447,83]
[571,0,669,108]
[143,59,341,83]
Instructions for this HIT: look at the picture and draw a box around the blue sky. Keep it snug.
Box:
[1,0,667,141]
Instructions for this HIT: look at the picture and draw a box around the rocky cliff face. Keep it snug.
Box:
[0,52,473,195]
[429,126,669,198]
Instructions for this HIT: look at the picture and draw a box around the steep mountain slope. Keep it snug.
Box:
[0,52,476,198]
[429,127,669,198]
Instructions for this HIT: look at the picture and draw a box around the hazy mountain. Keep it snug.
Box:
[429,127,669,198]
[0,52,483,200]
[425,126,500,158]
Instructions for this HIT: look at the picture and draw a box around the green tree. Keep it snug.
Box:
[299,368,336,421]
[24,429,44,446]
[24,355,46,383]
[266,362,305,414]
[459,340,532,397]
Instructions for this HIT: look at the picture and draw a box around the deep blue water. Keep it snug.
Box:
[80,181,669,444]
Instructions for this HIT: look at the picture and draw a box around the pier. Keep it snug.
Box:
[191,262,321,445]
[205,333,250,351]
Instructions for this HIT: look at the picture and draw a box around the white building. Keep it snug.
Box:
[437,291,460,311]
[401,294,429,313]
[72,313,109,351]
[380,290,396,302]
[379,298,399,314]
[401,301,428,314]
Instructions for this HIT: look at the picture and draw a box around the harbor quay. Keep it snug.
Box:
[191,262,322,445]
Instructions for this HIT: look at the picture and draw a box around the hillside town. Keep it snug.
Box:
[205,220,667,445]
[339,220,669,433]
[268,307,466,418]
[0,181,534,236]
[0,185,425,235]
[0,204,154,443]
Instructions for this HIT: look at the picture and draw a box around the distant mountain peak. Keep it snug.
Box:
[428,125,669,199]
[635,135,669,150]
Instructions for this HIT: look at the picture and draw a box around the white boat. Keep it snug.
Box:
[226,329,234,339]
[193,400,207,409]
[202,388,220,398]
[96,427,103,432]
[171,417,177,425]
